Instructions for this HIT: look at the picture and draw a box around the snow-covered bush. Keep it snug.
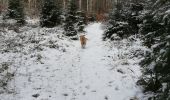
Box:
[104,22,132,40]
[138,0,170,99]
[103,1,144,41]
[0,62,14,94]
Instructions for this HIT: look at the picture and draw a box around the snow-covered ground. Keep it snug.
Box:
[0,23,146,100]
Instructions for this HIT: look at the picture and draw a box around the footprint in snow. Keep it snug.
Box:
[33,87,41,90]
[91,90,96,92]
[82,92,86,95]
[117,68,125,74]
[32,93,40,98]
[80,80,83,83]
[107,81,114,87]
[115,86,119,90]
[104,96,108,100]
[63,93,68,96]
[85,85,90,89]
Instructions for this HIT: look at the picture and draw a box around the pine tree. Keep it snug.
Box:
[63,0,78,39]
[40,0,62,28]
[6,0,25,25]
[103,2,132,40]
[76,11,87,32]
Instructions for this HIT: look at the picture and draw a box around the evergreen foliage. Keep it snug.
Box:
[63,0,78,38]
[5,0,25,25]
[40,0,62,28]
[76,11,87,32]
[103,1,143,40]
[103,2,127,40]
[139,1,170,99]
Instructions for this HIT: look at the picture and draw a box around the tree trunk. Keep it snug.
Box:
[79,0,82,10]
[87,0,89,12]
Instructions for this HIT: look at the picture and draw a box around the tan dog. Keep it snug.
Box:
[79,35,88,48]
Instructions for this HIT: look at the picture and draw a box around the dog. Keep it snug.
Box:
[79,35,88,48]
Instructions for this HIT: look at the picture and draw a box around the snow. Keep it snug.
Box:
[0,23,145,100]
[165,9,170,14]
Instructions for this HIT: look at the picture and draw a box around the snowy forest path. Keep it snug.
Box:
[4,23,144,100]
[59,23,144,100]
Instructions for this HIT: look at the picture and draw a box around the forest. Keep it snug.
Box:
[0,0,114,20]
[0,0,170,100]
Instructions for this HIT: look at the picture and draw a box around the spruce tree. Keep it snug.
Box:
[103,1,144,41]
[63,0,78,38]
[103,2,132,40]
[76,11,87,32]
[40,0,61,28]
[6,0,25,25]
[67,0,78,24]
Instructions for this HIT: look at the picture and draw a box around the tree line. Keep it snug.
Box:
[1,0,91,40]
[0,0,115,19]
